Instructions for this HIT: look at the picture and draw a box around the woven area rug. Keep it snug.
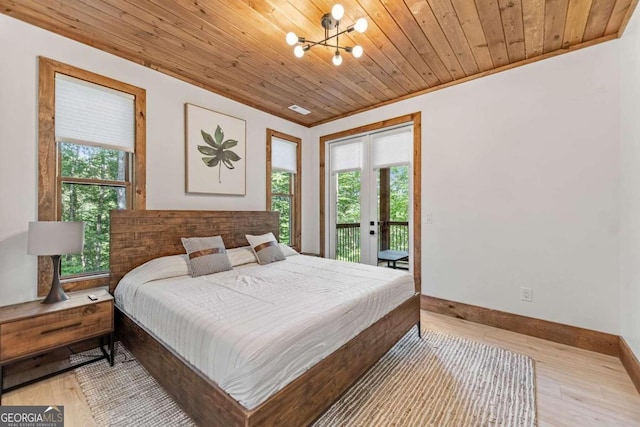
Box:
[73,329,536,426]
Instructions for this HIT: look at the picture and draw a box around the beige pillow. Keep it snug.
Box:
[181,236,232,277]
[246,233,286,265]
[228,246,258,267]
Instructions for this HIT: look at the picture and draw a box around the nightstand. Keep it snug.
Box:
[0,287,114,402]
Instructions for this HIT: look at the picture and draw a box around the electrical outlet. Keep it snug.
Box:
[520,287,533,302]
[426,213,433,224]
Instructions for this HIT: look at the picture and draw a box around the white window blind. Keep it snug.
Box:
[272,137,297,174]
[330,138,363,174]
[371,126,412,169]
[55,73,135,152]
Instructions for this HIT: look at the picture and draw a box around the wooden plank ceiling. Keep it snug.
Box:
[1,0,637,126]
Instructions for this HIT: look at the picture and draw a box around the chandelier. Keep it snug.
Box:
[285,4,368,66]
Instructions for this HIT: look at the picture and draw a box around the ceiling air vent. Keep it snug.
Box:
[288,104,311,115]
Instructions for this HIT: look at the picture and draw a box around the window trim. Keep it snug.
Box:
[266,129,301,252]
[38,57,146,296]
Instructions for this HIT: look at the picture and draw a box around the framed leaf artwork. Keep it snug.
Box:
[185,103,246,195]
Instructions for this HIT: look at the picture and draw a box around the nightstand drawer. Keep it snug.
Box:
[0,301,113,362]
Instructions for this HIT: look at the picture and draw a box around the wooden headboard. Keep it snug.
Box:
[109,210,280,292]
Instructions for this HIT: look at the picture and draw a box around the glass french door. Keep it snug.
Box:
[328,125,413,269]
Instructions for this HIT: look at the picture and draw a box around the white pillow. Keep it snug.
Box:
[279,243,299,257]
[228,246,258,267]
[122,255,190,284]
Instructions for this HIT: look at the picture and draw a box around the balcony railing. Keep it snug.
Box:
[336,223,361,263]
[335,221,409,263]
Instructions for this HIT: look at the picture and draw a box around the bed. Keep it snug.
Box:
[110,210,420,426]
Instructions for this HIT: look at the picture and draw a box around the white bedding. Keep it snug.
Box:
[114,254,415,409]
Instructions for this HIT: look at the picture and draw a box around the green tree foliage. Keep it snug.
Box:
[335,166,409,261]
[59,143,128,276]
[271,171,292,245]
[336,171,361,224]
[335,167,408,224]
[388,166,409,221]
[335,171,361,262]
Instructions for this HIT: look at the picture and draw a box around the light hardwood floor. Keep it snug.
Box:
[3,310,640,426]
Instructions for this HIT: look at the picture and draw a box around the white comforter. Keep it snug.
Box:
[115,254,415,409]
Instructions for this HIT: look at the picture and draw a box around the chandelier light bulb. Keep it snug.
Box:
[331,4,345,21]
[286,5,365,64]
[354,18,368,33]
[286,32,298,46]
[332,51,343,66]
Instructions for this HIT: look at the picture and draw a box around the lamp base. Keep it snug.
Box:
[42,255,69,304]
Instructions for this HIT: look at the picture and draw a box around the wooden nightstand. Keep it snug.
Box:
[0,287,114,401]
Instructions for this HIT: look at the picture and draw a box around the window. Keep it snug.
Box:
[266,130,301,251]
[38,57,146,295]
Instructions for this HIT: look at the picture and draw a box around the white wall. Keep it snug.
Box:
[308,42,622,334]
[0,15,308,306]
[620,11,640,359]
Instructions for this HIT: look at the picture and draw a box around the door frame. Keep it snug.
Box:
[320,112,422,293]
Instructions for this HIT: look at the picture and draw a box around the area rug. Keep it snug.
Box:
[73,329,536,426]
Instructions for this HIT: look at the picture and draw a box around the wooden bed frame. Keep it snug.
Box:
[110,210,420,426]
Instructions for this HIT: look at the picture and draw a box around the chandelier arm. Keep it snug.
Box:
[300,27,354,49]
[301,43,354,51]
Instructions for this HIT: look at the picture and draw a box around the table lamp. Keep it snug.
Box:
[28,221,85,304]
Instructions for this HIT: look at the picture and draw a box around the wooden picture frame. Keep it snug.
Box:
[185,103,246,195]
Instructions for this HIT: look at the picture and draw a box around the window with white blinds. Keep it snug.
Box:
[371,126,412,169]
[271,137,297,174]
[330,126,412,173]
[266,130,302,251]
[55,73,135,151]
[51,70,141,278]
[330,139,363,174]
[38,58,145,294]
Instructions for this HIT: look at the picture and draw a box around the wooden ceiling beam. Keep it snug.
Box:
[583,0,617,39]
[523,0,546,58]
[1,0,634,126]
[219,0,395,107]
[427,0,481,75]
[498,0,526,62]
[111,0,343,117]
[449,0,495,71]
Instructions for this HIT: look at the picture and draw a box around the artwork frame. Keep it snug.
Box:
[185,103,246,195]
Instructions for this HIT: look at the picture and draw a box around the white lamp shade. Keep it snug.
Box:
[28,222,85,256]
